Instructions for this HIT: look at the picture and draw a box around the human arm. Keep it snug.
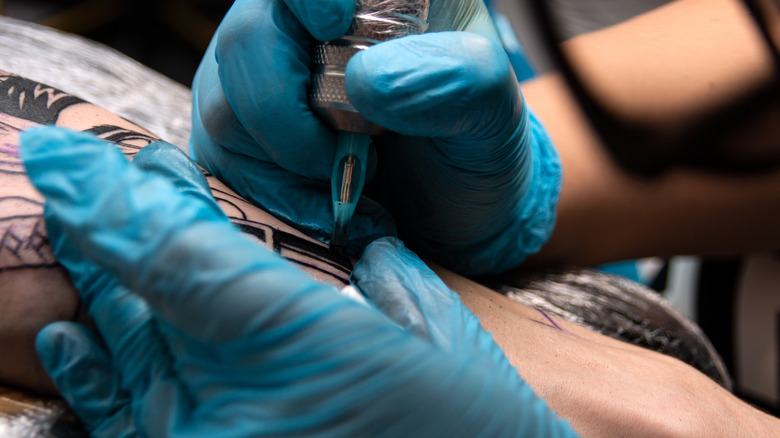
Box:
[558,0,776,132]
[1,70,778,436]
[0,70,353,395]
[21,125,777,436]
[517,0,780,268]
[23,126,575,437]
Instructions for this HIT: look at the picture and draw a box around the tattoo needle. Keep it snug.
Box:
[329,131,370,256]
[307,2,429,255]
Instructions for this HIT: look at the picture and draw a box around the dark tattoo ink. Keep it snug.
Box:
[0,120,23,175]
[0,197,57,272]
[84,125,158,159]
[0,114,38,175]
[530,308,565,331]
[0,74,84,125]
[0,74,86,175]
[212,187,353,285]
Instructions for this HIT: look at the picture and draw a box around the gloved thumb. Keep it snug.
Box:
[282,0,355,41]
[346,31,522,144]
[36,322,136,438]
[352,238,579,438]
[131,141,214,206]
[351,237,500,361]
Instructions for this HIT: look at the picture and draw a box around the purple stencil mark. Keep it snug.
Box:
[0,142,18,156]
[0,117,27,173]
[531,308,564,331]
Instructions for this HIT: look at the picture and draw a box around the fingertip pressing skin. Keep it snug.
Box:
[351,237,431,339]
[35,321,132,433]
[20,126,133,216]
[133,142,215,205]
[20,126,83,161]
[35,322,98,393]
[34,322,66,371]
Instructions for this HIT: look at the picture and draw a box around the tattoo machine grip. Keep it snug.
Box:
[309,0,430,254]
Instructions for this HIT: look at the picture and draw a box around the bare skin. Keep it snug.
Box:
[560,0,775,128]
[521,0,780,268]
[521,72,780,268]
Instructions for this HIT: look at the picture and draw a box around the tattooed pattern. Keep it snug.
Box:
[212,187,352,285]
[85,124,157,160]
[0,74,84,125]
[0,72,352,289]
[0,197,56,272]
[0,113,38,175]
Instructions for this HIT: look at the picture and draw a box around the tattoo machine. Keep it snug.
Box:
[309,0,430,256]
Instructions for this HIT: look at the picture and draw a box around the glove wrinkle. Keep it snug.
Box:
[24,125,576,437]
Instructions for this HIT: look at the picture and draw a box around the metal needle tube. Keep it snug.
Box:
[329,131,370,255]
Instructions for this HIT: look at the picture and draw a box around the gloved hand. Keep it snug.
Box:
[22,127,576,437]
[191,0,561,276]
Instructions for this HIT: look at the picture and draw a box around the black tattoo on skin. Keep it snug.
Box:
[0,73,86,176]
[0,117,26,175]
[0,197,56,272]
[0,72,353,286]
[212,187,352,285]
[85,125,158,159]
[0,74,84,125]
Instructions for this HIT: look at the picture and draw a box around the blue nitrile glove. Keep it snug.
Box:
[191,0,561,276]
[22,127,577,437]
[487,2,538,82]
[190,0,396,256]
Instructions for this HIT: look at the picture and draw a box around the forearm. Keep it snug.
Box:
[516,0,780,267]
[2,71,777,436]
[560,0,776,128]
[0,72,351,394]
[520,72,780,267]
[438,267,780,437]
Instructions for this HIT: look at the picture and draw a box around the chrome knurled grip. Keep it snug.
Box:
[309,0,430,134]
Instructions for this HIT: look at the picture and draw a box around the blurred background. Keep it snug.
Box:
[0,0,232,86]
[0,0,664,86]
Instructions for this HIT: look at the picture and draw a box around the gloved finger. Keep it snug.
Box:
[346,31,522,144]
[20,127,339,343]
[44,204,174,400]
[132,141,213,203]
[191,39,274,163]
[215,0,335,180]
[349,237,430,340]
[428,0,501,39]
[191,121,396,255]
[20,126,224,331]
[351,237,512,367]
[36,322,137,437]
[282,0,355,41]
